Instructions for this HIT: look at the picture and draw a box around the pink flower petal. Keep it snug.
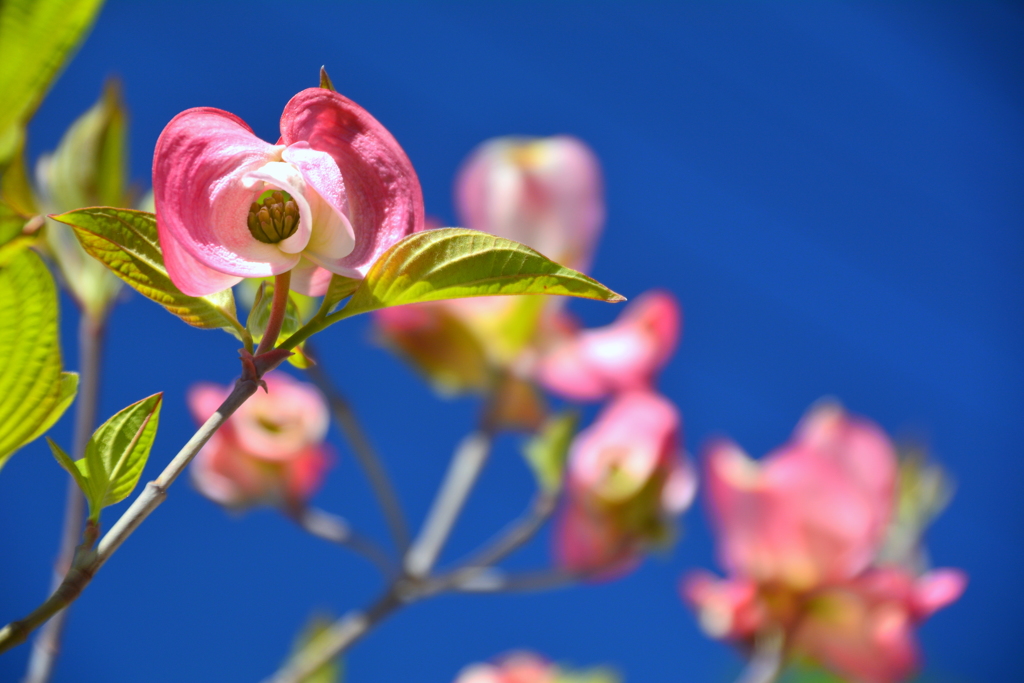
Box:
[282,142,357,267]
[912,568,967,617]
[289,257,335,297]
[154,108,301,295]
[455,136,604,273]
[538,290,681,402]
[280,88,424,277]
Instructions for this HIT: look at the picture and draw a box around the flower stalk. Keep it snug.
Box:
[24,310,106,683]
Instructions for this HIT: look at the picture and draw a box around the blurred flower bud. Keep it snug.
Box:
[35,80,129,317]
[537,290,681,402]
[456,136,604,273]
[455,652,557,683]
[454,652,620,683]
[554,391,695,575]
[188,372,331,511]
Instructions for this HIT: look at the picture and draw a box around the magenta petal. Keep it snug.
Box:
[280,89,424,277]
[154,108,299,295]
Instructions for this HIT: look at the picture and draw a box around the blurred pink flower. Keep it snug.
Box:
[791,567,967,683]
[684,401,967,683]
[706,402,897,589]
[683,567,966,683]
[456,136,604,272]
[555,390,695,575]
[373,136,606,403]
[154,87,424,297]
[454,652,557,683]
[537,290,681,402]
[188,372,331,510]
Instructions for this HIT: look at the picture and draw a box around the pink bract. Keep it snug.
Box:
[792,568,967,683]
[538,290,681,402]
[454,653,557,683]
[455,136,604,273]
[554,391,695,576]
[188,372,331,509]
[154,88,424,297]
[704,402,897,589]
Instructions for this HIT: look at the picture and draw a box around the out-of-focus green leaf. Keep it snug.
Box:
[0,0,105,166]
[289,615,343,683]
[37,81,129,315]
[24,372,79,443]
[77,393,162,520]
[374,303,492,395]
[53,208,247,338]
[523,411,579,493]
[0,249,71,468]
[338,228,624,319]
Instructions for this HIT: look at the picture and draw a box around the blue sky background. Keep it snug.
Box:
[1,2,1022,681]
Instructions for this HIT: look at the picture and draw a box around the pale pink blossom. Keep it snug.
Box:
[554,391,695,575]
[684,402,966,683]
[538,290,681,402]
[154,88,424,297]
[455,136,604,272]
[188,372,331,509]
[705,402,897,589]
[454,653,557,683]
[373,137,605,396]
[791,568,966,683]
[682,567,966,683]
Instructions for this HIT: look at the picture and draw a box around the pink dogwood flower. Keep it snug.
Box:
[456,136,604,272]
[537,290,681,402]
[705,402,897,589]
[188,372,331,510]
[683,402,967,683]
[454,653,558,683]
[554,390,695,575]
[374,136,605,402]
[683,567,966,683]
[154,87,424,297]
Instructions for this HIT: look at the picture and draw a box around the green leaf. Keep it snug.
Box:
[319,272,361,314]
[36,81,130,315]
[24,372,79,444]
[46,437,89,501]
[0,249,68,469]
[289,615,343,683]
[53,208,247,337]
[0,0,105,165]
[80,393,162,519]
[523,411,579,493]
[340,228,624,319]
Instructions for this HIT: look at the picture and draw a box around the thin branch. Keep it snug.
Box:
[442,568,580,594]
[404,429,493,577]
[736,628,785,683]
[24,313,105,683]
[0,377,261,655]
[463,493,557,569]
[304,350,410,552]
[291,507,398,578]
[260,589,405,683]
